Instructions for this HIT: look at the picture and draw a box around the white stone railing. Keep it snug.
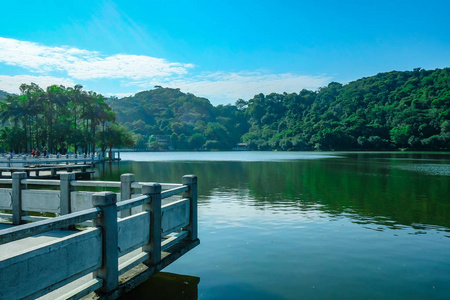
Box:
[0,174,198,299]
[0,153,102,168]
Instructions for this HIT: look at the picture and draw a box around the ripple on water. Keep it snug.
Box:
[393,164,450,176]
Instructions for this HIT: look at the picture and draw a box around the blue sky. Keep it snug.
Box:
[0,0,449,105]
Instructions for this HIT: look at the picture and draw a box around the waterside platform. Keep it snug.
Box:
[0,153,100,179]
[0,153,101,166]
[0,164,94,179]
[0,173,199,300]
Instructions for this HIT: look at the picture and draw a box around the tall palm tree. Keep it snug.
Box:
[19,83,44,151]
[44,85,70,152]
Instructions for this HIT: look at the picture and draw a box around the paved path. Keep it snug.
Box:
[0,223,78,260]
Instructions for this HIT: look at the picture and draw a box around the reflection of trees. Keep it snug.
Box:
[244,157,450,229]
[94,154,450,230]
[96,160,252,196]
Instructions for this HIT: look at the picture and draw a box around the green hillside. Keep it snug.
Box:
[0,90,8,100]
[108,87,249,150]
[109,68,450,151]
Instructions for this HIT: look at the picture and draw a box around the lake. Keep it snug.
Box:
[95,151,450,300]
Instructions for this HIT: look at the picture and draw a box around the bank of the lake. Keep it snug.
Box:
[95,151,450,300]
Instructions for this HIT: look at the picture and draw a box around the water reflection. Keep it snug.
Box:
[94,152,450,232]
[118,272,200,300]
[393,163,450,176]
[97,152,450,299]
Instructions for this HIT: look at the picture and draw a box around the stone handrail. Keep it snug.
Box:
[0,153,101,168]
[0,174,198,299]
[0,173,191,224]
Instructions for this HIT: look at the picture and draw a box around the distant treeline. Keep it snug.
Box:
[0,84,133,155]
[1,68,448,152]
[108,68,450,151]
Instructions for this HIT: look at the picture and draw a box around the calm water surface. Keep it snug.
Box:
[97,152,450,300]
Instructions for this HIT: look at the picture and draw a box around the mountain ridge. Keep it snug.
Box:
[107,67,450,150]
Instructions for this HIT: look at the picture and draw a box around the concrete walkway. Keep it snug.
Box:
[0,223,79,260]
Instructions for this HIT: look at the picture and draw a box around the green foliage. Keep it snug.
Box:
[189,133,206,149]
[108,87,248,150]
[239,68,450,151]
[0,83,119,154]
[3,67,449,153]
[390,125,411,147]
[0,90,8,100]
[108,69,450,151]
[0,127,25,152]
[101,123,135,157]
[134,134,149,150]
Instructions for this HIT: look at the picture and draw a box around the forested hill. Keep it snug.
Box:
[107,87,250,150]
[108,68,450,151]
[0,90,8,99]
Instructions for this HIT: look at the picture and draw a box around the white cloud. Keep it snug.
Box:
[139,71,331,105]
[0,75,76,94]
[69,54,193,80]
[0,37,193,80]
[0,37,332,104]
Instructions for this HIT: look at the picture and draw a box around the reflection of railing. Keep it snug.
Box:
[0,174,199,299]
[121,272,200,300]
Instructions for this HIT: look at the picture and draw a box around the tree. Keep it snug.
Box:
[189,133,206,149]
[390,125,411,148]
[0,127,25,152]
[2,68,450,153]
[134,134,148,150]
[102,123,135,159]
[0,83,117,154]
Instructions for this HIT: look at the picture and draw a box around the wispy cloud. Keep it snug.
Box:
[0,75,75,94]
[0,37,331,104]
[104,92,134,98]
[135,71,331,104]
[0,37,193,80]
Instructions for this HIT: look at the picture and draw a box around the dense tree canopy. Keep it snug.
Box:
[0,84,121,154]
[0,90,7,100]
[108,87,249,150]
[108,68,450,151]
[1,68,449,152]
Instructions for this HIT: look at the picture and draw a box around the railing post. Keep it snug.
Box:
[142,183,162,266]
[12,172,27,225]
[60,172,75,215]
[183,175,198,241]
[120,173,135,218]
[92,192,119,294]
